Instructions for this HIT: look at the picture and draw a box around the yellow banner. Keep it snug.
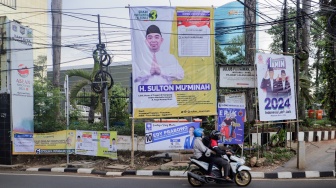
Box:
[130,7,217,118]
[12,130,76,155]
[12,130,117,159]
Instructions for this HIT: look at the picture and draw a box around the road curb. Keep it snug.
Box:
[23,168,336,178]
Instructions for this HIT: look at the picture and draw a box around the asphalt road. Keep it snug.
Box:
[0,172,336,188]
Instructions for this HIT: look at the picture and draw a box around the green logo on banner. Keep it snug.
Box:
[149,10,157,20]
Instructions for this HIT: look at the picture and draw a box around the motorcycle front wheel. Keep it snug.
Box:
[188,169,205,187]
[234,170,252,186]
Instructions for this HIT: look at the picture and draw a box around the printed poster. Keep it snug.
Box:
[255,53,296,121]
[130,7,217,118]
[217,103,245,144]
[13,130,76,155]
[13,133,34,153]
[75,130,117,159]
[145,122,200,150]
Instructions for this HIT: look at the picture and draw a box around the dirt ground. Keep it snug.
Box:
[8,150,288,172]
[11,151,166,171]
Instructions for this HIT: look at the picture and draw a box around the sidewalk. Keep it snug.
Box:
[1,140,335,179]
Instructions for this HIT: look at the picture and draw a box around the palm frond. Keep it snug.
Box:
[70,80,90,106]
[67,69,92,81]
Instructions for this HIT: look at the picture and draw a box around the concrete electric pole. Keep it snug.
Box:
[51,0,62,87]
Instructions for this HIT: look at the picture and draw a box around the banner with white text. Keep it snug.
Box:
[255,53,296,121]
[130,7,217,118]
[145,122,200,150]
[217,103,245,144]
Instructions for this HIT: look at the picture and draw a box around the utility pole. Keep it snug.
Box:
[283,0,288,53]
[296,0,302,168]
[244,0,256,122]
[97,15,110,131]
[300,0,311,118]
[51,0,62,87]
[51,0,62,119]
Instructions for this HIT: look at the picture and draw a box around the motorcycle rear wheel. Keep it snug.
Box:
[234,170,252,186]
[188,169,205,187]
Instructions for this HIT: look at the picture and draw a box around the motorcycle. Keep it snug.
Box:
[185,149,252,187]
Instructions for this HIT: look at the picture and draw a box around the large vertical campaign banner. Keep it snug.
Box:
[255,53,296,121]
[10,21,34,153]
[145,122,200,150]
[217,103,245,144]
[130,7,217,118]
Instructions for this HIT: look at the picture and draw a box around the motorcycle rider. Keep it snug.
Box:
[192,128,216,177]
[205,130,232,181]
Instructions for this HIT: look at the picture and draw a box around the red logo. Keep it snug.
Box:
[17,64,29,78]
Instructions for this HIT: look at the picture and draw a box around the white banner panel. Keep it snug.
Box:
[144,122,200,151]
[224,92,246,107]
[10,21,34,133]
[219,66,256,88]
[255,53,296,121]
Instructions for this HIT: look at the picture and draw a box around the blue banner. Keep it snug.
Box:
[217,103,245,144]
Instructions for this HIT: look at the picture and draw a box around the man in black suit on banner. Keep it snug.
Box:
[260,67,278,98]
[275,70,291,98]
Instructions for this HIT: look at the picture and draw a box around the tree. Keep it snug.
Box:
[109,84,129,126]
[34,56,64,132]
[266,7,315,117]
[215,40,227,64]
[67,58,100,123]
[319,0,336,120]
[266,7,297,54]
[223,35,245,64]
[34,55,47,80]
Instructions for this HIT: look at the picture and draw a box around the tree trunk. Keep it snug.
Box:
[88,95,96,123]
[244,0,256,122]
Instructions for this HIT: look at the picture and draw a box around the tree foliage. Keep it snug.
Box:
[34,56,64,132]
[223,34,245,64]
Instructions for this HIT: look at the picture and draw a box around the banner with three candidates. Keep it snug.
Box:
[129,6,217,118]
[255,53,296,121]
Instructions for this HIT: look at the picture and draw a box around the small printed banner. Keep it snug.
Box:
[217,103,245,144]
[75,130,117,159]
[145,122,200,150]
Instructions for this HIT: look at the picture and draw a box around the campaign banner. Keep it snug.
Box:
[13,133,34,153]
[13,130,77,155]
[130,7,217,118]
[255,53,296,121]
[217,103,245,144]
[219,66,256,88]
[10,21,34,133]
[75,130,117,159]
[144,122,200,150]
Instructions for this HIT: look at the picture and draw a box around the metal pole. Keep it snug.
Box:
[65,75,70,165]
[97,14,109,131]
[283,0,288,53]
[296,0,301,168]
[131,117,135,167]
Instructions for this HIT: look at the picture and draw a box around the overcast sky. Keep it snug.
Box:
[46,0,289,67]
